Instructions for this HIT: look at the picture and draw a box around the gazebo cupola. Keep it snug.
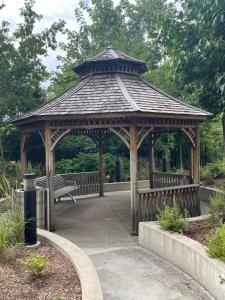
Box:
[74,46,147,78]
[12,46,211,235]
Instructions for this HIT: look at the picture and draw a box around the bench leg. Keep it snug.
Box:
[67,193,77,204]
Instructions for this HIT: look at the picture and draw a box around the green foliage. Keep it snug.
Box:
[56,153,99,174]
[0,213,15,257]
[47,0,164,97]
[209,190,225,225]
[200,167,214,185]
[0,176,24,258]
[0,209,24,255]
[157,0,225,149]
[55,292,64,300]
[55,135,96,160]
[0,1,64,122]
[201,160,225,182]
[157,200,188,233]
[0,175,12,199]
[17,251,49,276]
[56,153,130,181]
[200,117,224,164]
[207,225,225,263]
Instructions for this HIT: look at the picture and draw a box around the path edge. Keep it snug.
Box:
[37,229,103,300]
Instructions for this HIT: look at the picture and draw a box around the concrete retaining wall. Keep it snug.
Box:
[103,180,149,192]
[199,186,223,202]
[37,229,103,300]
[139,219,225,300]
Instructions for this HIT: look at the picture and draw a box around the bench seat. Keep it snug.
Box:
[36,175,78,203]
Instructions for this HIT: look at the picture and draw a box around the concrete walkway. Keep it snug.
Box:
[55,191,213,300]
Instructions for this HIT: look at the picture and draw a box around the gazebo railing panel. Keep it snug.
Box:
[153,172,192,188]
[60,171,100,196]
[138,184,200,222]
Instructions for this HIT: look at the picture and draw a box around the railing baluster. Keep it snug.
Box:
[138,184,200,222]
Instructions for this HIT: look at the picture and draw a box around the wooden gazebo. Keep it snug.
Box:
[12,46,210,235]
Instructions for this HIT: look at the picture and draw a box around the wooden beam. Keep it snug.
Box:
[99,137,104,196]
[149,133,154,189]
[130,121,138,235]
[189,146,194,183]
[193,126,200,184]
[45,126,55,231]
[20,132,28,178]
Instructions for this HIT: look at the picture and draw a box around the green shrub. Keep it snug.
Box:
[200,167,214,184]
[0,214,15,256]
[156,200,188,233]
[201,160,225,181]
[55,153,130,182]
[0,210,24,257]
[207,225,225,262]
[17,251,49,276]
[0,176,24,258]
[209,190,225,225]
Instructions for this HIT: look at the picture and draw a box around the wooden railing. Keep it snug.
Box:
[153,172,192,188]
[138,184,200,222]
[60,171,100,196]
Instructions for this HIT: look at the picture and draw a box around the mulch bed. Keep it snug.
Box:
[184,219,216,245]
[0,244,82,300]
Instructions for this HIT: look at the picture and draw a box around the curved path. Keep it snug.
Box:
[55,191,213,300]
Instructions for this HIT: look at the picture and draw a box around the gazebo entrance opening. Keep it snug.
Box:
[12,46,210,235]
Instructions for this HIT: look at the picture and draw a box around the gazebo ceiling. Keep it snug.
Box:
[12,46,210,125]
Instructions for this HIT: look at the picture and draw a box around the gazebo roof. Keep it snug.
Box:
[12,47,210,125]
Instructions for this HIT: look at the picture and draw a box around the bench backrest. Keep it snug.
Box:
[36,176,47,189]
[36,175,65,191]
[54,175,65,190]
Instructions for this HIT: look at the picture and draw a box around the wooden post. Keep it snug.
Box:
[52,150,56,175]
[193,125,200,184]
[189,146,194,183]
[149,133,154,189]
[45,126,55,231]
[20,132,27,178]
[99,137,104,196]
[130,122,138,235]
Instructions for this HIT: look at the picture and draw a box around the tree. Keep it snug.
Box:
[0,0,64,120]
[47,0,165,97]
[156,0,225,150]
[0,0,64,166]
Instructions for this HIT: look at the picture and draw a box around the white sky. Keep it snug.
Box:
[1,0,121,76]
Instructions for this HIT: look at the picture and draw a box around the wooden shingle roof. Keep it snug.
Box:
[12,47,210,124]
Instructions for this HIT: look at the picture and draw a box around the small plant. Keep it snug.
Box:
[55,292,64,300]
[207,225,225,262]
[156,200,188,233]
[209,189,225,225]
[17,251,49,276]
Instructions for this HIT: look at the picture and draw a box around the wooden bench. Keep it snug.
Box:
[36,175,78,203]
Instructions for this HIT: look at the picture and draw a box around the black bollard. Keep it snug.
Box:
[24,173,37,246]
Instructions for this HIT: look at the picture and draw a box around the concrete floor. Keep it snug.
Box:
[55,191,213,300]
